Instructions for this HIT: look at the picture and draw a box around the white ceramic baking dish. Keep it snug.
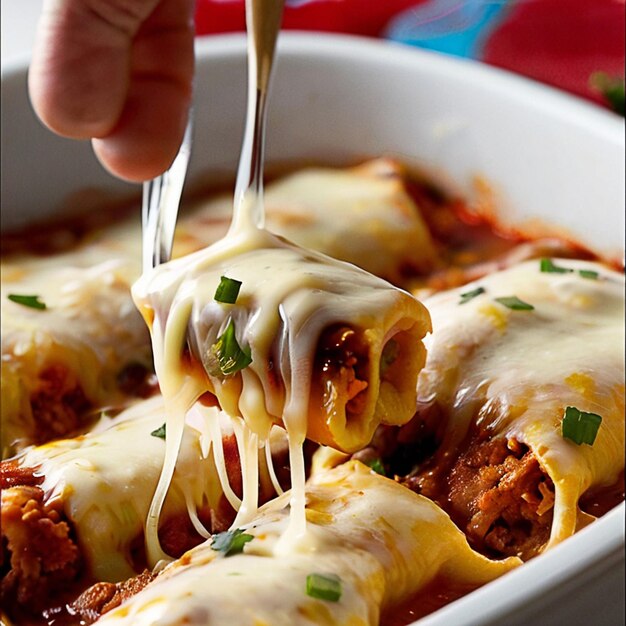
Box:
[1,32,624,626]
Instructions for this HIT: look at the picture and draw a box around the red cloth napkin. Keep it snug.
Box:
[194,0,625,113]
[482,0,625,107]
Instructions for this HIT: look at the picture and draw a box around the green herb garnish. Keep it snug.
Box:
[214,276,242,304]
[150,423,166,440]
[494,296,534,311]
[210,319,252,376]
[579,269,599,280]
[539,259,599,280]
[540,259,573,274]
[211,529,253,556]
[8,294,47,310]
[562,406,602,446]
[590,72,625,116]
[365,458,386,476]
[306,573,342,602]
[459,286,485,305]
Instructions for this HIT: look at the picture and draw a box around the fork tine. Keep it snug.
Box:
[142,115,194,273]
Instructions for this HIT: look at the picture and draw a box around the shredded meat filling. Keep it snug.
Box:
[1,484,81,611]
[15,362,158,452]
[348,402,446,480]
[406,437,554,560]
[1,460,43,489]
[115,362,158,399]
[70,570,155,624]
[29,364,92,445]
[318,325,369,419]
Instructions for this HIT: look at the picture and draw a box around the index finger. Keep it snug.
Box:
[29,0,195,181]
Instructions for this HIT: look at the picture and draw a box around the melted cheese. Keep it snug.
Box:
[1,159,432,456]
[1,244,150,455]
[96,462,520,626]
[416,258,625,547]
[174,158,438,280]
[2,160,431,569]
[133,222,430,555]
[134,226,429,451]
[18,396,284,581]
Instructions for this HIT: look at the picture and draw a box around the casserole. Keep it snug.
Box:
[1,33,624,625]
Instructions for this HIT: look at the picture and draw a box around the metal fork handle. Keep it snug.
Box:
[142,115,193,272]
[231,0,285,232]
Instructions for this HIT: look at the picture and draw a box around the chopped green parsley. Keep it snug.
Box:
[540,259,573,274]
[211,529,253,556]
[306,573,342,602]
[494,296,534,311]
[214,276,242,304]
[8,294,47,310]
[365,458,386,476]
[562,406,602,446]
[209,319,252,376]
[578,269,599,280]
[459,286,485,305]
[150,423,166,440]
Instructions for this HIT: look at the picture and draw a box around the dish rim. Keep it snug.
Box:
[4,30,623,135]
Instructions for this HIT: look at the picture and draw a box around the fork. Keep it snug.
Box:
[141,115,193,273]
[141,0,283,271]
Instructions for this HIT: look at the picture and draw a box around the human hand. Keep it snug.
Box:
[28,0,195,182]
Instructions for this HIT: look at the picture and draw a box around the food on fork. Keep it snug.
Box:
[133,226,431,454]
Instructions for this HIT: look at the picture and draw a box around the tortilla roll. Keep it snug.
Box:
[1,239,151,456]
[176,158,439,282]
[411,259,624,558]
[92,461,519,626]
[133,228,431,454]
[0,396,286,620]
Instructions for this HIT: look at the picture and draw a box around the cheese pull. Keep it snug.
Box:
[1,159,431,457]
[96,462,520,626]
[2,396,286,591]
[133,227,430,454]
[414,259,625,556]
